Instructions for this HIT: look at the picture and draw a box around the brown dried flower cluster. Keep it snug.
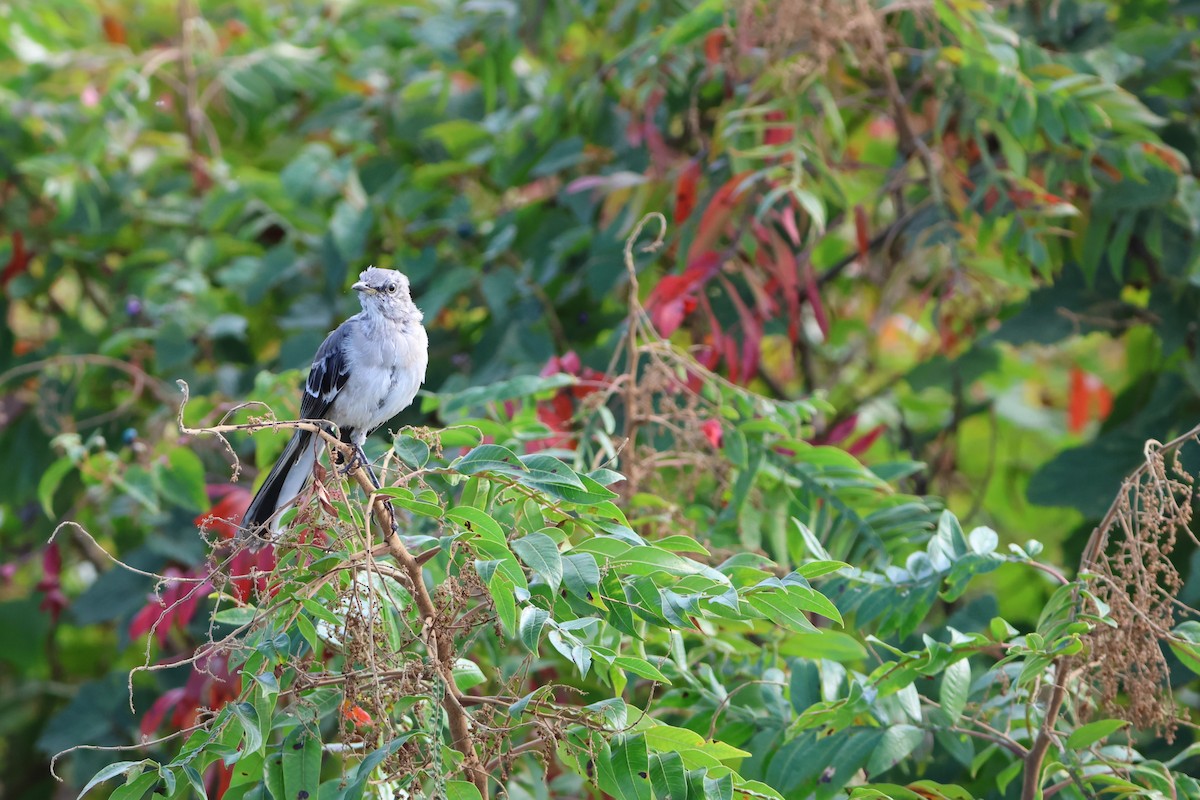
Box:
[1079,433,1200,741]
[736,0,894,85]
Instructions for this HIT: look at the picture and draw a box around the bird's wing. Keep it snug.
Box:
[300,318,355,421]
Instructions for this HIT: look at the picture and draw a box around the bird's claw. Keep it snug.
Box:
[336,445,372,477]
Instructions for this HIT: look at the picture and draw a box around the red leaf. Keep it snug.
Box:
[703,31,725,64]
[39,589,68,620]
[39,543,61,586]
[561,352,584,376]
[1067,368,1112,434]
[141,687,186,736]
[1142,142,1185,173]
[129,601,166,642]
[701,419,723,448]
[1068,367,1088,434]
[854,206,870,260]
[845,425,885,457]
[739,328,761,384]
[342,702,374,727]
[763,110,792,146]
[172,579,213,632]
[2,232,30,288]
[101,14,127,44]
[674,160,702,224]
[686,173,753,265]
[206,761,233,799]
[814,414,858,446]
[37,543,66,621]
[196,487,252,540]
[644,252,723,337]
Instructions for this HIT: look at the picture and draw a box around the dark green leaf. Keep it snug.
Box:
[282,727,321,800]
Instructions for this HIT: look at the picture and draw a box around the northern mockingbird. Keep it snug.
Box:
[240,266,428,542]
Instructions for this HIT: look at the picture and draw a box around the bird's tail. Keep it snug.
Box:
[240,430,319,544]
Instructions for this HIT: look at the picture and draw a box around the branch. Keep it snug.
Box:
[1021,666,1069,800]
[349,467,490,796]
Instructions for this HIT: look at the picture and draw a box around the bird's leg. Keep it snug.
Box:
[339,440,399,533]
[362,462,399,533]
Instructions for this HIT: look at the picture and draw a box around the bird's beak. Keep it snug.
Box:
[352,281,373,294]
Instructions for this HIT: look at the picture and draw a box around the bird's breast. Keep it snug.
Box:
[331,321,428,432]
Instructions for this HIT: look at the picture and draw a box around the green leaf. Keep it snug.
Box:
[658,0,722,50]
[648,752,688,800]
[865,725,923,777]
[518,606,549,652]
[445,780,484,800]
[747,591,819,633]
[562,552,601,599]
[76,760,154,800]
[512,532,563,593]
[38,456,74,518]
[517,453,588,490]
[779,580,843,626]
[779,632,867,662]
[489,571,519,636]
[1065,718,1127,750]
[615,547,710,578]
[282,727,322,800]
[392,434,430,469]
[453,444,526,476]
[935,510,969,558]
[793,518,834,561]
[265,751,285,800]
[181,765,205,796]
[794,560,850,579]
[156,448,210,512]
[1169,620,1200,675]
[213,606,258,627]
[109,769,160,800]
[508,686,553,718]
[996,758,1023,793]
[447,506,507,544]
[643,725,703,753]
[652,535,711,556]
[232,702,263,755]
[612,655,671,684]
[452,658,487,691]
[342,734,417,800]
[940,658,970,723]
[252,671,280,696]
[600,571,639,637]
[609,734,653,800]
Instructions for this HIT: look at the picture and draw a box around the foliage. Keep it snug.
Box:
[2,0,1200,799]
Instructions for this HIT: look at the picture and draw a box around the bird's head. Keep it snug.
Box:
[352,266,421,321]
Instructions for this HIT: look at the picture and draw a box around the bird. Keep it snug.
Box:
[239,266,428,543]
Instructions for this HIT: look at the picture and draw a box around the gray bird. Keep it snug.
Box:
[240,266,428,542]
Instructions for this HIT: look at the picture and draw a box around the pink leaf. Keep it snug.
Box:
[140,687,186,736]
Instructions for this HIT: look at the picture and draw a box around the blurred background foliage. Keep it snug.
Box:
[2,0,1200,797]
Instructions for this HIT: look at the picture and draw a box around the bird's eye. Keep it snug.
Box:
[386,283,397,294]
